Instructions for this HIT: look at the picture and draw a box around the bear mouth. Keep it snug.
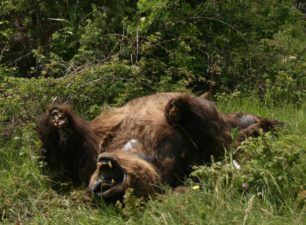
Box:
[89,155,127,200]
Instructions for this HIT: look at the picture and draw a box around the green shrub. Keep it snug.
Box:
[191,132,306,206]
[0,62,149,138]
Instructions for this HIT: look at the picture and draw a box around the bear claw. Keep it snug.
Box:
[49,108,67,128]
[166,99,182,124]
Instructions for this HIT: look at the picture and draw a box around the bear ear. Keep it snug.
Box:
[198,91,212,100]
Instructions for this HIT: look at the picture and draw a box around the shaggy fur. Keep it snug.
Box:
[38,92,281,199]
[38,105,99,185]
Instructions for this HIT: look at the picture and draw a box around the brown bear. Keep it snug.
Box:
[38,92,281,201]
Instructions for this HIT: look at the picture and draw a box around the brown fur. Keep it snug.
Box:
[38,92,281,199]
[37,105,99,185]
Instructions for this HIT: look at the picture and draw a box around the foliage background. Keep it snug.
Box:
[0,0,305,224]
[1,0,305,103]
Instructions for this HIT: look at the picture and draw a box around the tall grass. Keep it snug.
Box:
[0,97,305,225]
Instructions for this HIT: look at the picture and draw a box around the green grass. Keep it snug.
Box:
[0,97,305,225]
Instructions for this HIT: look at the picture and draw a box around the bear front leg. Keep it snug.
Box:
[37,105,77,167]
[38,104,98,185]
[38,104,97,153]
[38,105,75,147]
[165,95,223,134]
[165,95,232,161]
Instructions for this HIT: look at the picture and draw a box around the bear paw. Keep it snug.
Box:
[49,107,68,129]
[165,98,183,125]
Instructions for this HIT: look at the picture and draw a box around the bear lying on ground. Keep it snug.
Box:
[38,92,281,202]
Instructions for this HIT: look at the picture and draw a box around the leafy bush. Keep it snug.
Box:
[1,0,305,103]
[0,62,149,139]
[191,132,306,206]
[130,0,305,102]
